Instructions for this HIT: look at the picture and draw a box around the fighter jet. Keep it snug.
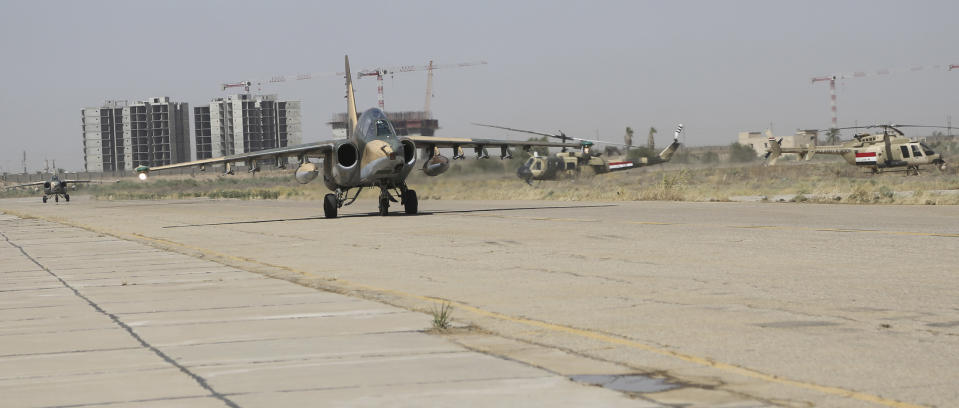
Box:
[135,55,580,218]
[3,174,91,203]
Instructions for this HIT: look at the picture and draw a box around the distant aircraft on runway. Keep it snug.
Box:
[134,55,580,218]
[3,175,91,203]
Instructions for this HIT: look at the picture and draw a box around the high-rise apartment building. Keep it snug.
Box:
[194,94,301,161]
[81,97,190,172]
[82,100,128,172]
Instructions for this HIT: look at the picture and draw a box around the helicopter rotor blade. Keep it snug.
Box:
[472,122,634,148]
[471,123,561,139]
[885,125,955,129]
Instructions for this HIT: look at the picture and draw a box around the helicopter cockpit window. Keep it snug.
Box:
[532,160,542,171]
[900,146,910,158]
[524,158,534,167]
[911,145,923,157]
[921,143,936,155]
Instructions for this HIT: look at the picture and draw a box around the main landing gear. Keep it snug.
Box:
[402,187,418,215]
[323,187,360,219]
[323,193,338,218]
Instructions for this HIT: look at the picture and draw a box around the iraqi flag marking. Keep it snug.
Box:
[608,161,634,170]
[855,151,877,164]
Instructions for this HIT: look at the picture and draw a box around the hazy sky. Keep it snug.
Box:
[1,0,957,171]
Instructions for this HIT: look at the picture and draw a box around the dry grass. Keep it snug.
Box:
[407,159,959,205]
[10,157,956,205]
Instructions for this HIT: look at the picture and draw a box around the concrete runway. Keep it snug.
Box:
[0,207,649,407]
[2,196,957,407]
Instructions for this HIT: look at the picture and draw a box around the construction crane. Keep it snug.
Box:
[221,70,343,93]
[356,60,487,111]
[811,64,958,130]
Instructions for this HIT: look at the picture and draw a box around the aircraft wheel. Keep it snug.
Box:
[55,195,59,203]
[378,197,389,216]
[42,196,47,203]
[64,194,70,202]
[323,194,338,218]
[403,189,418,215]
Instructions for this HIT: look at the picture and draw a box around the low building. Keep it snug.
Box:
[737,132,767,156]
[738,129,819,156]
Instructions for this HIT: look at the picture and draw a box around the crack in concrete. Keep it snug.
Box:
[0,224,241,408]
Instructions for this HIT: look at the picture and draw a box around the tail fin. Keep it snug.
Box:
[800,134,817,160]
[345,55,358,138]
[658,123,683,161]
[763,136,783,166]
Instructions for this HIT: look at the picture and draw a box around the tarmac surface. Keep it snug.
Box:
[1,196,957,407]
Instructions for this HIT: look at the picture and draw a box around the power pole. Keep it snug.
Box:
[22,151,26,175]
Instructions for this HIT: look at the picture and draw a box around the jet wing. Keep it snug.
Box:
[139,141,336,173]
[408,136,579,150]
[2,181,46,189]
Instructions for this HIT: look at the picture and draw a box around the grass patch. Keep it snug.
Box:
[430,302,454,331]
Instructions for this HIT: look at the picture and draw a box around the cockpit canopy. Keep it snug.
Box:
[920,142,936,156]
[355,108,396,141]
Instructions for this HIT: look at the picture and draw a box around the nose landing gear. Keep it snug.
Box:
[376,184,418,216]
[378,190,390,216]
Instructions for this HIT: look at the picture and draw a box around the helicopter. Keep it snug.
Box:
[474,123,684,184]
[764,124,948,175]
